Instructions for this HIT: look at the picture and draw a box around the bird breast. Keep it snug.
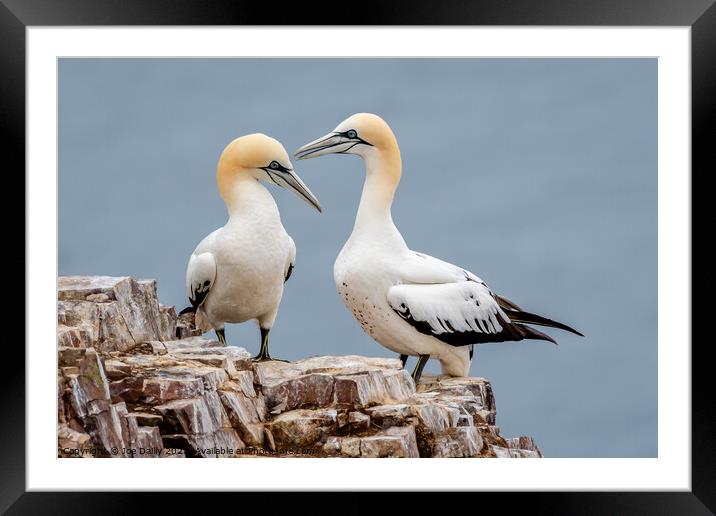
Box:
[334,242,404,344]
[204,221,290,324]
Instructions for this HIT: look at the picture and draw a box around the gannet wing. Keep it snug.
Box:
[185,229,220,309]
[186,252,216,309]
[285,235,296,283]
[388,251,579,345]
[401,251,484,284]
[387,281,537,345]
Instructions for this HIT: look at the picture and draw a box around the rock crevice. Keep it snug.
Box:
[57,276,542,458]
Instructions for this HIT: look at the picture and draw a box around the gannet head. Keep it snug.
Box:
[218,133,322,212]
[294,113,398,161]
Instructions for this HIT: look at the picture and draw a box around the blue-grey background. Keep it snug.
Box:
[58,58,657,458]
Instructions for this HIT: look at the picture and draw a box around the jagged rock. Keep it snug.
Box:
[365,404,415,428]
[267,409,338,448]
[103,359,132,380]
[219,390,266,447]
[142,375,205,404]
[58,346,85,367]
[136,426,164,457]
[347,411,370,432]
[57,276,177,352]
[155,393,244,457]
[126,412,163,427]
[432,427,484,458]
[334,369,414,407]
[501,436,543,458]
[322,426,420,458]
[57,276,543,459]
[57,325,93,348]
[360,427,420,458]
[175,311,209,339]
[58,424,92,457]
[262,372,335,414]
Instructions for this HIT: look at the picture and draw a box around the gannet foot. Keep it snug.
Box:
[252,327,288,362]
[411,354,430,384]
[399,354,409,367]
[252,353,288,363]
[215,328,227,346]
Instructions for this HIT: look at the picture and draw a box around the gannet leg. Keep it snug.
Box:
[411,354,429,384]
[411,355,430,385]
[252,327,288,362]
[215,328,226,346]
[399,354,409,367]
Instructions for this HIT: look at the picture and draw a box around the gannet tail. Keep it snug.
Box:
[504,309,584,337]
[516,324,558,344]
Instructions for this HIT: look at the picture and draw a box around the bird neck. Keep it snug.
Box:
[217,168,280,221]
[354,145,402,234]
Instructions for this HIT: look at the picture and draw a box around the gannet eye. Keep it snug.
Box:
[346,130,357,139]
[269,161,280,170]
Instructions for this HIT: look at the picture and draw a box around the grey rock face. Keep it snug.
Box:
[57,276,542,459]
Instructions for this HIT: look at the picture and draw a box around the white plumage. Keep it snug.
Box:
[296,113,582,380]
[184,133,319,360]
[388,280,507,337]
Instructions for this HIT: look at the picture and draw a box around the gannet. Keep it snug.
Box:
[182,133,321,361]
[295,113,582,381]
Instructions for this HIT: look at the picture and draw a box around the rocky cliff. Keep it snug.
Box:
[57,276,542,458]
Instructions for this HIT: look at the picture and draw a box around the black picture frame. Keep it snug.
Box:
[5,0,709,512]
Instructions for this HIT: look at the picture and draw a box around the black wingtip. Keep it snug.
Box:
[179,306,196,316]
[519,324,559,345]
[507,308,584,337]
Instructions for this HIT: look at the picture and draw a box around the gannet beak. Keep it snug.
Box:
[294,132,355,160]
[276,168,323,213]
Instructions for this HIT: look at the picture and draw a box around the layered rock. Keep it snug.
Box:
[57,276,542,459]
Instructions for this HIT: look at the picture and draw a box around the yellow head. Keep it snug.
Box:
[217,133,321,212]
[294,113,399,160]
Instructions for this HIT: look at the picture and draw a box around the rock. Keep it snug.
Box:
[85,293,110,303]
[57,276,177,352]
[224,371,257,397]
[365,404,415,428]
[58,424,92,457]
[58,346,86,367]
[126,412,163,427]
[155,394,244,457]
[323,426,419,458]
[140,341,168,355]
[109,376,145,404]
[262,372,335,414]
[505,436,543,458]
[162,336,223,352]
[219,390,266,447]
[156,397,224,435]
[412,402,460,433]
[334,369,414,407]
[158,305,178,341]
[267,409,338,448]
[432,427,484,458]
[57,275,543,459]
[57,325,93,348]
[103,359,132,380]
[67,348,110,419]
[142,375,205,404]
[136,426,164,457]
[347,411,371,432]
[360,427,420,458]
[175,311,208,339]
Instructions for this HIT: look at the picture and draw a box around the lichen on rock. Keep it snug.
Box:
[57,275,542,459]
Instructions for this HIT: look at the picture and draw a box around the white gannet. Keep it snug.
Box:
[294,113,582,381]
[182,133,321,361]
